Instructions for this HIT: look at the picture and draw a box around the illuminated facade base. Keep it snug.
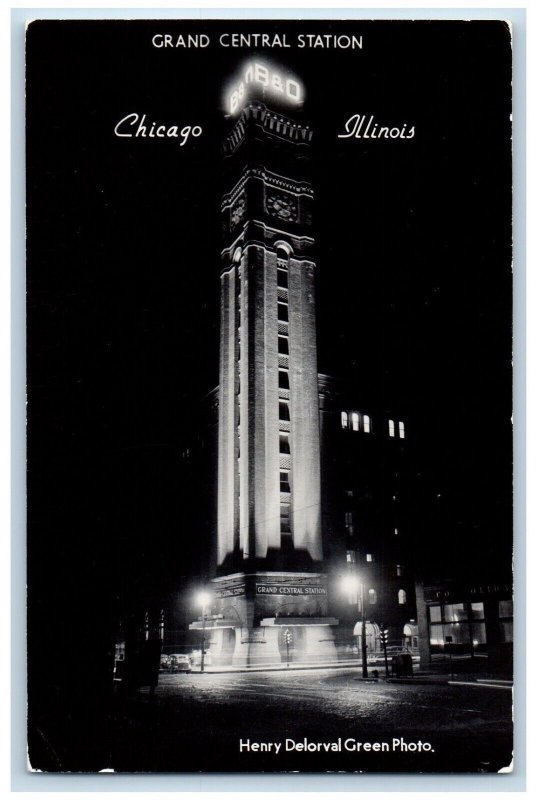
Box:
[189,573,338,667]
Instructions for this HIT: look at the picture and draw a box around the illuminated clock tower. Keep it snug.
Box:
[193,62,338,666]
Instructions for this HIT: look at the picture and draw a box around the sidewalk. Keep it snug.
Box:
[386,673,513,688]
[186,658,366,675]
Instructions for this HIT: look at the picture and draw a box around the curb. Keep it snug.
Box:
[186,661,366,675]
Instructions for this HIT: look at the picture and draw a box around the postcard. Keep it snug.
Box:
[26,18,513,773]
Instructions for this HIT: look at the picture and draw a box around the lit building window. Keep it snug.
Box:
[429,601,490,649]
[398,589,407,605]
[144,611,149,641]
[345,489,354,497]
[389,419,395,437]
[363,414,371,433]
[351,412,359,431]
[366,553,373,562]
[471,602,485,619]
[396,564,404,576]
[499,599,513,617]
[444,603,467,622]
[394,527,399,536]
[399,421,405,438]
[499,599,513,644]
[346,551,356,564]
[368,589,377,604]
[341,411,348,429]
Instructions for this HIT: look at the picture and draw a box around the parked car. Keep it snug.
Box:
[167,654,192,673]
[160,654,171,670]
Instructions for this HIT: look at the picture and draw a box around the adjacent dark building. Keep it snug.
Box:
[318,374,417,652]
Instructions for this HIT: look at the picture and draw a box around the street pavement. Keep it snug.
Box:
[110,666,513,773]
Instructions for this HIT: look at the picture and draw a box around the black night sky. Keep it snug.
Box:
[26,19,512,760]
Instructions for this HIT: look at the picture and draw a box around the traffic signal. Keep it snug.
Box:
[380,628,389,646]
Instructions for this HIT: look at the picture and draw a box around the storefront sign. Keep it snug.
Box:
[256,584,326,596]
[214,584,245,598]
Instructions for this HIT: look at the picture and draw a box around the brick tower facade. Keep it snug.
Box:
[190,67,338,666]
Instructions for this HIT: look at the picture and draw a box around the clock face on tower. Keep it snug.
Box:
[266,192,298,223]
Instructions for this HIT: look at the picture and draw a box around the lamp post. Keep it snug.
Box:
[359,580,368,679]
[342,574,368,679]
[196,591,211,673]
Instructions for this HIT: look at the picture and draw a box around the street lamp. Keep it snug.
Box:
[196,591,211,673]
[342,574,368,679]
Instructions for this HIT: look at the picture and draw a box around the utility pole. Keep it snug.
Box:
[360,582,368,679]
[200,606,206,673]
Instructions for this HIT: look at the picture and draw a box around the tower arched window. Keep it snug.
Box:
[351,412,359,431]
[398,589,407,605]
[341,411,348,429]
[275,241,292,260]
[363,414,371,433]
[399,421,405,439]
[276,244,289,295]
[388,419,395,437]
